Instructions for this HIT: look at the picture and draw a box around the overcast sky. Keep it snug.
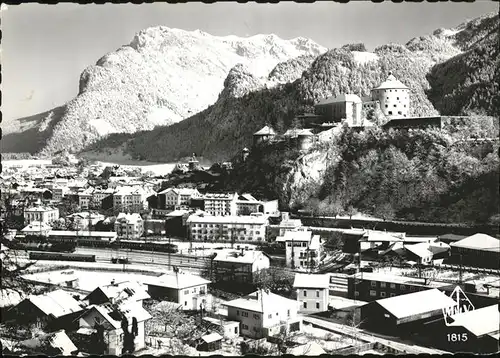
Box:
[1,1,497,128]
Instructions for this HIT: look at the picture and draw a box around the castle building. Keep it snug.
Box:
[314,94,362,126]
[370,73,410,119]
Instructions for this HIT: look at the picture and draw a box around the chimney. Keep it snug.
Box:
[241,248,244,256]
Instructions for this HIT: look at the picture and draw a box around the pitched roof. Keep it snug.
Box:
[276,230,312,242]
[364,230,405,242]
[254,126,276,136]
[201,332,223,343]
[20,329,78,355]
[404,243,434,259]
[372,74,409,90]
[85,281,150,303]
[450,233,500,252]
[85,301,152,330]
[375,289,456,320]
[26,289,86,318]
[438,234,467,242]
[144,273,211,290]
[224,290,297,313]
[293,273,330,289]
[213,250,268,264]
[316,93,362,105]
[448,305,499,337]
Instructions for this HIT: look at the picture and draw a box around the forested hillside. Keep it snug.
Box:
[86,12,498,163]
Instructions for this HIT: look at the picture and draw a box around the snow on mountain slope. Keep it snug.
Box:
[33,27,325,155]
[351,51,379,65]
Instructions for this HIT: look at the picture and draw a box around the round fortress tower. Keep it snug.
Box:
[371,72,410,119]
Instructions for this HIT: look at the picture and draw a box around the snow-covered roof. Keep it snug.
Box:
[144,273,211,290]
[404,243,434,259]
[25,289,86,318]
[287,341,326,356]
[293,273,330,289]
[116,213,143,223]
[450,233,500,252]
[254,126,276,136]
[276,230,312,242]
[20,329,78,355]
[449,305,499,338]
[213,250,267,264]
[85,281,150,303]
[372,73,409,90]
[85,301,152,329]
[187,214,268,225]
[375,289,455,320]
[224,290,297,313]
[316,93,362,105]
[201,332,223,343]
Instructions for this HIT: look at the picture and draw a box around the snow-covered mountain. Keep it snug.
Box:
[3,27,326,155]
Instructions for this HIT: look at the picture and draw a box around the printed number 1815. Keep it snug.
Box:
[447,333,468,342]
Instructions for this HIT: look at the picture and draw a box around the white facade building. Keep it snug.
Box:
[157,187,201,209]
[24,205,60,225]
[187,214,268,242]
[114,213,144,239]
[293,273,330,314]
[202,193,238,216]
[371,73,410,119]
[277,230,323,271]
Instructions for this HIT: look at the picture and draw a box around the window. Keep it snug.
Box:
[303,290,307,297]
[390,283,396,289]
[390,293,396,297]
[316,290,320,298]
[400,285,406,290]
[397,97,399,100]
[380,292,386,298]
[371,281,377,288]
[355,291,360,297]
[388,111,393,115]
[385,104,388,108]
[398,111,402,115]
[253,314,260,320]
[303,302,307,309]
[184,289,189,295]
[369,290,377,297]
[316,302,320,309]
[241,311,249,317]
[234,327,238,334]
[184,301,187,306]
[242,324,249,330]
[380,282,386,288]
[237,310,240,316]
[393,104,396,107]
[287,310,290,318]
[268,314,272,319]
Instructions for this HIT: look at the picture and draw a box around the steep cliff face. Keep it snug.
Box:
[3,28,326,155]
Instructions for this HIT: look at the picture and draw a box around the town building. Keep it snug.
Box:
[24,205,59,225]
[12,289,87,331]
[212,249,271,284]
[276,230,322,271]
[66,212,105,230]
[201,192,239,216]
[347,272,452,302]
[157,187,201,209]
[201,317,240,339]
[84,281,150,307]
[277,212,303,236]
[113,187,152,213]
[21,221,52,237]
[293,273,330,314]
[76,301,151,355]
[223,290,302,339]
[253,125,277,147]
[114,213,144,239]
[449,233,500,269]
[187,214,268,242]
[144,272,211,311]
[236,193,262,215]
[359,289,456,334]
[314,94,363,126]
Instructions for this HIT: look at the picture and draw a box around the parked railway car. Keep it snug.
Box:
[112,239,178,253]
[28,251,96,262]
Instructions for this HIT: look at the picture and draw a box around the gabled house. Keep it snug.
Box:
[293,273,330,314]
[12,289,87,331]
[212,249,270,284]
[223,290,302,339]
[144,272,211,311]
[84,281,150,307]
[276,230,322,271]
[19,329,78,356]
[157,187,201,209]
[76,301,151,355]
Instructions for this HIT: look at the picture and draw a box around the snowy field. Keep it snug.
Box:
[172,240,260,255]
[22,268,160,292]
[96,161,177,176]
[2,159,52,168]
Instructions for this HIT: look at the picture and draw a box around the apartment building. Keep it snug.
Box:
[113,187,152,213]
[114,213,144,239]
[347,272,451,302]
[278,212,303,236]
[236,194,262,215]
[212,250,270,283]
[24,205,60,225]
[157,187,201,209]
[276,230,322,271]
[201,192,238,216]
[187,214,268,242]
[293,273,330,314]
[224,290,301,339]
